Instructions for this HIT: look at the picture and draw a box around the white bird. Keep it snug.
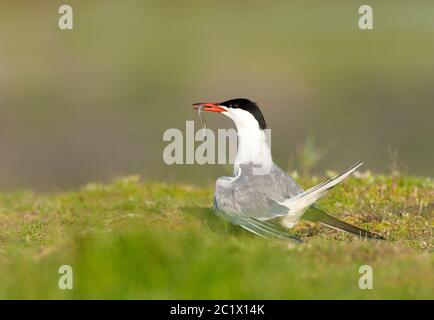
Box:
[193,98,384,243]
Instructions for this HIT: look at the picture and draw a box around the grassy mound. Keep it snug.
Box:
[0,174,432,299]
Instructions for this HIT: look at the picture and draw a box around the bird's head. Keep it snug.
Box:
[193,98,267,131]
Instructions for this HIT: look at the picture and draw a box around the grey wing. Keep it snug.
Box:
[214,197,303,243]
[237,217,303,243]
[214,164,299,220]
[214,177,288,220]
[272,164,304,196]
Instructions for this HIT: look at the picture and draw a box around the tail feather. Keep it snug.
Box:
[302,206,385,240]
[281,162,364,214]
[279,162,363,215]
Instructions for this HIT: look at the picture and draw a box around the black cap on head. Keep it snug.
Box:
[219,98,267,129]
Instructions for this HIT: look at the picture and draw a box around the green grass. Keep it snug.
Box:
[0,174,432,299]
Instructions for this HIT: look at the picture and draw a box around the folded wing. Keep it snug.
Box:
[303,206,385,240]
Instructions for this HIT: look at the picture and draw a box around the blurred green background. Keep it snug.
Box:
[0,0,433,190]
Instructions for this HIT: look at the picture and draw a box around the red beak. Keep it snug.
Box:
[192,102,226,113]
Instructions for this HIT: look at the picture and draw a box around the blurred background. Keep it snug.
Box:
[0,0,433,191]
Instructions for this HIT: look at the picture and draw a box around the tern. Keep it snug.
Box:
[193,98,384,243]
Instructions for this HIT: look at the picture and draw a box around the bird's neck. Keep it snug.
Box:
[234,126,272,175]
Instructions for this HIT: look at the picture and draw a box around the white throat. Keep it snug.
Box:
[224,109,272,175]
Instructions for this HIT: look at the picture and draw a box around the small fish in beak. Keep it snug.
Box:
[192,102,227,141]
